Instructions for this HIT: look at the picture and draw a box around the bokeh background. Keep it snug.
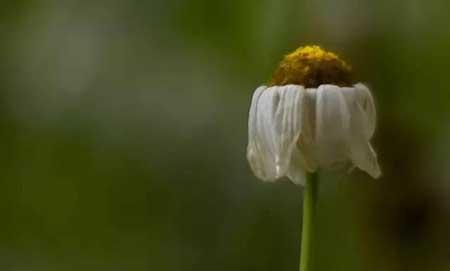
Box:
[1,0,450,270]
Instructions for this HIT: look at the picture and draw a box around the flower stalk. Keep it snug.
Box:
[299,173,319,271]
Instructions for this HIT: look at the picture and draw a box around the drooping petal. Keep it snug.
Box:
[247,86,277,181]
[287,147,307,185]
[354,83,376,139]
[247,86,266,148]
[246,85,305,183]
[347,94,381,178]
[246,86,270,180]
[341,85,381,178]
[349,140,381,178]
[315,85,351,167]
[273,85,305,176]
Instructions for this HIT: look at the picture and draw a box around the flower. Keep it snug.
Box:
[247,46,381,185]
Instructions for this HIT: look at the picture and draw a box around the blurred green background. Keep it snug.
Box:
[1,0,450,270]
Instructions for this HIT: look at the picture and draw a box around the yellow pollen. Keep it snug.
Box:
[270,45,353,88]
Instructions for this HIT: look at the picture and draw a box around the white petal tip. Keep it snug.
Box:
[361,158,381,179]
[368,167,382,179]
[368,172,381,179]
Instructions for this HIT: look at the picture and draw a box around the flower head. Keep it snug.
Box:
[247,45,381,185]
[271,45,353,87]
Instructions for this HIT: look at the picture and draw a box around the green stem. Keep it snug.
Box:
[299,173,319,271]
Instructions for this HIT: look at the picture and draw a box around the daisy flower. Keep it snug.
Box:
[247,45,381,185]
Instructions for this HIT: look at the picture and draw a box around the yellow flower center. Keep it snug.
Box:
[270,45,353,88]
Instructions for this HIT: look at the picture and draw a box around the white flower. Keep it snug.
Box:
[247,83,381,185]
[246,46,381,185]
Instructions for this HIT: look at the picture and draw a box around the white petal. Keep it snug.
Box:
[248,86,266,146]
[349,140,381,178]
[287,147,307,185]
[247,86,270,180]
[273,85,305,176]
[247,86,277,181]
[354,83,376,138]
[315,85,351,167]
[246,85,306,182]
[340,85,381,178]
